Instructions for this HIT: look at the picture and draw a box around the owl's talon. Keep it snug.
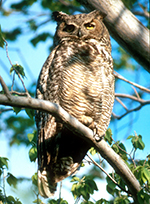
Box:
[93,122,104,142]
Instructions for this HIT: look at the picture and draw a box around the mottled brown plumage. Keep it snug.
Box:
[35,10,114,198]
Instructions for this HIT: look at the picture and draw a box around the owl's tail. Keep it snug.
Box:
[38,169,57,198]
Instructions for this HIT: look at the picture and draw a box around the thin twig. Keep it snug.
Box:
[113,98,150,119]
[131,86,140,99]
[86,153,131,195]
[0,108,13,114]
[11,72,16,91]
[114,71,150,93]
[3,38,30,97]
[10,90,29,96]
[138,3,149,18]
[115,93,150,103]
[143,155,149,167]
[115,97,128,110]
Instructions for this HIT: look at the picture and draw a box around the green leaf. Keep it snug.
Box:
[7,173,17,188]
[27,133,34,142]
[118,143,128,161]
[81,201,94,204]
[127,135,133,140]
[80,186,90,201]
[137,189,150,204]
[112,143,119,153]
[32,172,38,186]
[13,107,22,115]
[3,28,21,41]
[48,199,57,204]
[10,64,25,78]
[29,146,37,162]
[106,176,116,190]
[0,157,9,169]
[86,179,98,192]
[25,108,35,120]
[0,25,5,48]
[131,134,145,150]
[142,167,150,183]
[7,195,22,204]
[33,198,43,203]
[96,199,109,204]
[48,199,68,204]
[7,195,15,202]
[71,176,80,182]
[27,130,37,144]
[89,147,97,155]
[105,128,113,145]
[30,32,51,47]
[114,195,130,204]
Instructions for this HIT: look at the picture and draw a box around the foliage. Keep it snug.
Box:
[0,0,150,204]
[0,157,22,204]
[71,176,98,201]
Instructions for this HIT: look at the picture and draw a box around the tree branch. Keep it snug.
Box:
[78,0,150,73]
[114,93,150,119]
[114,71,150,93]
[87,153,131,195]
[0,75,142,202]
[0,93,141,202]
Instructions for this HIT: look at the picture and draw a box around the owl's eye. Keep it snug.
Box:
[63,25,75,33]
[85,23,95,30]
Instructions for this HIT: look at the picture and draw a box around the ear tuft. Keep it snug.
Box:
[52,11,68,22]
[90,10,107,20]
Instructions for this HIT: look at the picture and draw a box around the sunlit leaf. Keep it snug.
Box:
[71,176,80,182]
[105,128,113,145]
[29,146,37,162]
[27,133,34,142]
[89,147,97,155]
[32,172,38,186]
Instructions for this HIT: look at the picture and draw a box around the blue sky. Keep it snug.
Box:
[0,0,150,203]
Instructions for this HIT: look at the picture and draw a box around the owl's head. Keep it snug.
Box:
[52,10,108,47]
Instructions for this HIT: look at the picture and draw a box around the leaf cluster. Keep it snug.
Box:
[0,157,22,204]
[71,176,98,201]
[27,130,37,162]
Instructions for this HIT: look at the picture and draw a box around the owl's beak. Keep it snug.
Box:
[77,29,83,37]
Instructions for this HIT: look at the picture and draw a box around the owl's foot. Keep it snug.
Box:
[81,115,93,126]
[93,122,104,142]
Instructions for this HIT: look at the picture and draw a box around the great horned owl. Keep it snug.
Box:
[35,10,114,198]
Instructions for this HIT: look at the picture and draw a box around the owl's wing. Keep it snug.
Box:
[35,47,90,198]
[36,114,90,197]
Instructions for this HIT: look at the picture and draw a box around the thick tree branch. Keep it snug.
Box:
[0,92,141,202]
[78,0,150,73]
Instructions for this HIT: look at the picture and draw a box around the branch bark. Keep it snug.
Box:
[78,0,150,73]
[0,93,141,202]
